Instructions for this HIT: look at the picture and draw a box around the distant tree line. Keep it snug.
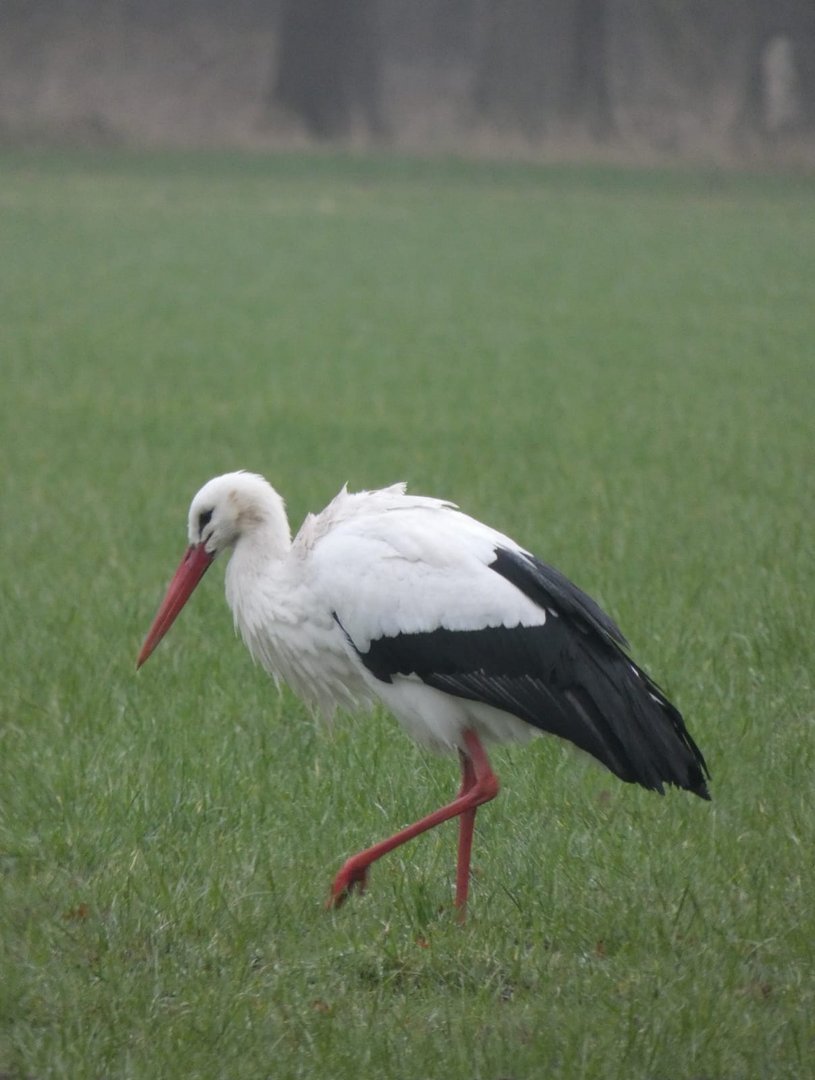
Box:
[1,0,813,154]
[273,0,815,144]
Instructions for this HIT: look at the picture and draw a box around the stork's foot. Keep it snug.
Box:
[327,858,369,909]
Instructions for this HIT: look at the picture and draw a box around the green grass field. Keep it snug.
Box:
[1,149,813,1079]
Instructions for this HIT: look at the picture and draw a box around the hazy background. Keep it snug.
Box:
[2,0,814,165]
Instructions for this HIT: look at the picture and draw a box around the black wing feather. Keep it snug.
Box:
[490,547,628,646]
[350,546,710,799]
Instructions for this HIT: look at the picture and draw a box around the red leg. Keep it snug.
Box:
[456,747,478,913]
[457,746,477,798]
[328,729,499,913]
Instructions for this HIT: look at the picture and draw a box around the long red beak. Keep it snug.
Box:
[137,543,215,668]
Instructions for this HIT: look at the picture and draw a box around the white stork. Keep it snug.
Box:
[137,472,710,915]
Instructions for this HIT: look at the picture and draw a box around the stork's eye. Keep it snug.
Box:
[198,509,214,535]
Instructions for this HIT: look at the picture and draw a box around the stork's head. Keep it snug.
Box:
[137,471,286,668]
[186,471,284,555]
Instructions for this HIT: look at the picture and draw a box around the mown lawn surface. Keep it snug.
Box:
[1,149,813,1078]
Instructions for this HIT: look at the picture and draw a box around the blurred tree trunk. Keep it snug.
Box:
[473,0,613,137]
[272,0,385,138]
[799,48,815,129]
[789,1,815,128]
[569,0,614,137]
[729,0,815,137]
